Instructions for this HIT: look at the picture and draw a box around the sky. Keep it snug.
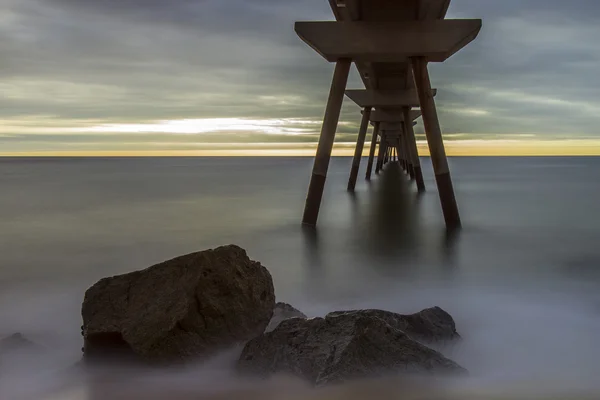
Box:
[2,0,600,156]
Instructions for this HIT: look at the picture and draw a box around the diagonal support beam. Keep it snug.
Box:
[403,107,426,192]
[302,59,352,226]
[365,121,380,180]
[412,56,461,229]
[347,107,372,191]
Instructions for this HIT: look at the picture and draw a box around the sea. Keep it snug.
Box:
[1,156,600,399]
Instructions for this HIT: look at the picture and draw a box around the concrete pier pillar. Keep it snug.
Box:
[397,137,406,171]
[365,122,380,180]
[302,58,352,226]
[411,56,461,228]
[398,135,406,171]
[403,107,425,192]
[347,107,372,191]
[375,142,382,174]
[376,132,387,174]
[402,131,415,179]
[403,138,409,172]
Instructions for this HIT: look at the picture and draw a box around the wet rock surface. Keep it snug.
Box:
[238,311,466,386]
[81,244,275,364]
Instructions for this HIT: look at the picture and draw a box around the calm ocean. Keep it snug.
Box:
[2,156,600,399]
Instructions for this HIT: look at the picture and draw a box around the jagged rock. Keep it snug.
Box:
[326,307,460,344]
[265,303,307,333]
[237,313,466,386]
[81,244,275,364]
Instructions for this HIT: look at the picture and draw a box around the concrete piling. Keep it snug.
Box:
[365,121,380,180]
[295,0,481,227]
[302,58,352,226]
[347,107,372,191]
[403,107,425,192]
[411,56,461,229]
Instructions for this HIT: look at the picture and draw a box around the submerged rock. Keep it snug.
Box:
[0,333,38,355]
[326,307,460,344]
[237,313,466,386]
[81,244,275,364]
[265,302,307,333]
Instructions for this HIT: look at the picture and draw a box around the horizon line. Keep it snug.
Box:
[3,139,600,157]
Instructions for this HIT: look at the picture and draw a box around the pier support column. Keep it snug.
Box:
[399,135,406,171]
[384,147,389,165]
[403,138,409,171]
[403,131,415,179]
[375,142,383,174]
[397,138,405,171]
[365,122,380,180]
[403,107,425,192]
[302,58,352,226]
[395,140,402,167]
[411,56,461,229]
[347,107,372,191]
[376,132,387,174]
[403,138,409,173]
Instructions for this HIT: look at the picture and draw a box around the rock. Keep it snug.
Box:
[82,244,275,364]
[0,333,38,355]
[265,303,307,333]
[237,313,466,386]
[326,307,460,344]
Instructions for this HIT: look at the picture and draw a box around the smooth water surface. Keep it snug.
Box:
[1,156,600,399]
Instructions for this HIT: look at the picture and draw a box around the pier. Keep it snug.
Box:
[296,0,482,230]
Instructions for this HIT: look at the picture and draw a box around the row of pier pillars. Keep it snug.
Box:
[295,0,482,231]
[366,119,422,187]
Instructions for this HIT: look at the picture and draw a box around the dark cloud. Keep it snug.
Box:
[1,0,600,152]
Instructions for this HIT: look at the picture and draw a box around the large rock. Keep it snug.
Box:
[326,307,459,344]
[237,313,466,386]
[265,303,307,333]
[82,244,275,364]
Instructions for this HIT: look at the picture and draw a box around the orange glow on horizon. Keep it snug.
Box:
[2,139,600,157]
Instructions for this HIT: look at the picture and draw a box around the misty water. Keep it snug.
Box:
[2,156,600,399]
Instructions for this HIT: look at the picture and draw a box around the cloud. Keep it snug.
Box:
[1,0,600,153]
